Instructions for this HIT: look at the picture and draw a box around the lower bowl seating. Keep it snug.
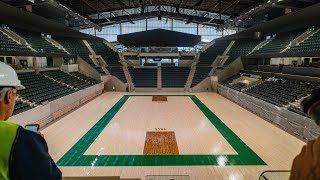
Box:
[13,100,32,115]
[129,67,157,88]
[41,70,93,89]
[18,72,76,104]
[162,67,190,88]
[219,74,320,117]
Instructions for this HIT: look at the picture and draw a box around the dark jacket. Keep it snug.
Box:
[9,126,62,180]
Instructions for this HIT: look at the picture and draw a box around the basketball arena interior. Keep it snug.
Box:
[1,0,320,179]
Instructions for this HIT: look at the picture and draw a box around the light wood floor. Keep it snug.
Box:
[85,96,236,155]
[41,92,305,180]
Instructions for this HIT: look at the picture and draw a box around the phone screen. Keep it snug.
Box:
[25,124,39,132]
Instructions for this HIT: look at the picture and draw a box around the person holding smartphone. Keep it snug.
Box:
[0,62,62,180]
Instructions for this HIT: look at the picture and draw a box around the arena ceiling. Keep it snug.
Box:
[1,0,318,30]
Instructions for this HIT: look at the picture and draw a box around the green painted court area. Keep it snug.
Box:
[57,95,266,166]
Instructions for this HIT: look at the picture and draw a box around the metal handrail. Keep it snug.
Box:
[259,170,291,180]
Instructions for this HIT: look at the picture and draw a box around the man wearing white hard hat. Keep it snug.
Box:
[0,62,62,180]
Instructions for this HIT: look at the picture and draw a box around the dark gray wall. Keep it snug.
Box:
[221,3,320,40]
[0,2,101,40]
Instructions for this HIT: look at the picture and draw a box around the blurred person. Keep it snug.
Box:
[0,62,61,180]
[290,89,320,180]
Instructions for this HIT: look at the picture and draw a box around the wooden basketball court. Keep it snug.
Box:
[41,92,305,179]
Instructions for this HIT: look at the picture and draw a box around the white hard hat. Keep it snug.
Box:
[0,62,25,90]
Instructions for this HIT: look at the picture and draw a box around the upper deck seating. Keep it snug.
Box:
[252,29,305,54]
[88,40,125,81]
[287,30,320,53]
[89,40,121,66]
[13,29,66,54]
[0,32,31,52]
[198,40,230,66]
[224,39,262,67]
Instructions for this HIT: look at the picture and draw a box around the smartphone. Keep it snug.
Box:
[25,124,40,132]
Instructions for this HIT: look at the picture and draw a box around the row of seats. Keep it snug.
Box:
[220,74,320,108]
[18,70,100,104]
[0,29,112,76]
[219,75,242,91]
[13,71,99,115]
[41,70,94,89]
[54,38,106,75]
[191,40,230,87]
[192,38,260,87]
[129,67,157,88]
[70,72,101,84]
[107,66,127,83]
[224,39,262,67]
[244,65,320,77]
[13,100,32,115]
[191,66,212,88]
[161,67,190,88]
[88,40,126,82]
[53,37,101,70]
[198,40,230,66]
[287,30,320,52]
[244,80,314,106]
[252,29,305,54]
[0,29,113,76]
[128,67,190,88]
[220,74,320,117]
[18,72,76,104]
[94,66,105,74]
[13,29,66,54]
[288,105,309,118]
[0,31,31,52]
[88,40,120,66]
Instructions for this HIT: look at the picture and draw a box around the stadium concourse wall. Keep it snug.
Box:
[104,76,127,92]
[77,56,103,81]
[217,57,244,83]
[8,82,104,128]
[218,85,320,140]
[191,77,213,92]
